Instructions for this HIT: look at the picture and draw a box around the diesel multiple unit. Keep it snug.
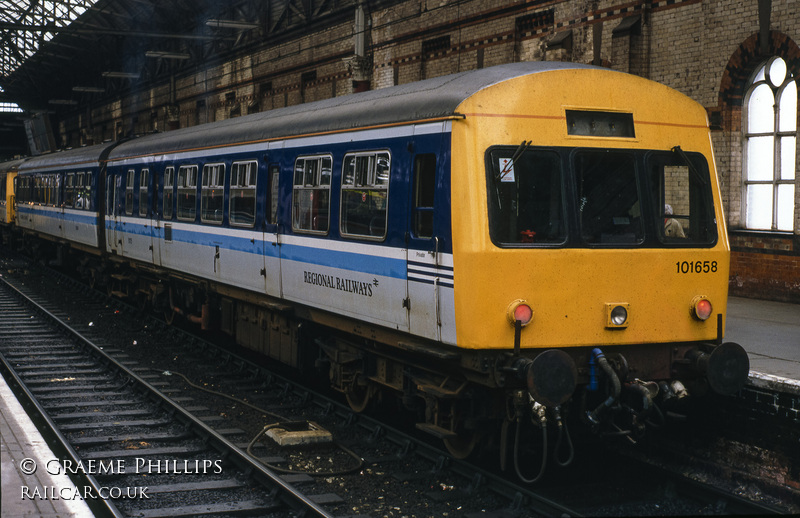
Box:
[0,62,749,479]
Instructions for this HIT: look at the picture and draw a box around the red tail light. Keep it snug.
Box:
[692,296,713,321]
[507,300,534,326]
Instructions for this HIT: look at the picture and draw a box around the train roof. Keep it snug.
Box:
[108,61,597,161]
[0,157,26,173]
[18,141,117,173]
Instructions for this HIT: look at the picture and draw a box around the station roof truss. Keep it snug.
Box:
[0,0,360,114]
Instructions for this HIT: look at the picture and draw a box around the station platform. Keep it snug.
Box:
[726,295,800,392]
[0,373,94,517]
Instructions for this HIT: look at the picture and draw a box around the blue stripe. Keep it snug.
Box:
[282,243,406,279]
[18,207,97,225]
[407,267,454,281]
[407,259,454,273]
[408,277,455,288]
[108,220,408,280]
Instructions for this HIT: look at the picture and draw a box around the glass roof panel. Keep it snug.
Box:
[0,0,99,77]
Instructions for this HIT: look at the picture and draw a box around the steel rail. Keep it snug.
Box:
[0,350,124,518]
[0,274,336,518]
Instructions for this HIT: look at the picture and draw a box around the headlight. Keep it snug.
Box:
[610,306,628,325]
[605,303,630,328]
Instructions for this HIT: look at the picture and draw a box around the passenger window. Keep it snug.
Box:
[413,154,436,239]
[201,163,225,224]
[163,167,174,220]
[340,151,389,239]
[230,161,256,227]
[43,174,60,206]
[292,155,331,233]
[268,164,280,225]
[54,175,61,206]
[125,170,135,215]
[82,172,92,210]
[487,147,566,245]
[575,151,642,245]
[647,151,717,245]
[106,174,114,215]
[74,173,84,209]
[177,165,198,221]
[139,169,150,217]
[64,173,75,208]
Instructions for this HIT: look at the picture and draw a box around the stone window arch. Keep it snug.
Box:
[742,56,796,231]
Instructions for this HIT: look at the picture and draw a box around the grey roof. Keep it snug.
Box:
[18,142,116,172]
[109,61,596,161]
[0,157,27,173]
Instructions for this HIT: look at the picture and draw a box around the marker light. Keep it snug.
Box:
[507,300,534,326]
[605,303,630,328]
[692,296,713,321]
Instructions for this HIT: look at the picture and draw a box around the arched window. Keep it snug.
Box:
[743,57,796,231]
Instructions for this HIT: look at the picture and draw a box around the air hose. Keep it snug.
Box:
[513,402,548,484]
[553,406,574,467]
[586,348,621,426]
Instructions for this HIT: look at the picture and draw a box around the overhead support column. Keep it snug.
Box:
[344,2,371,93]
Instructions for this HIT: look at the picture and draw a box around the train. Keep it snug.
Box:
[0,61,750,480]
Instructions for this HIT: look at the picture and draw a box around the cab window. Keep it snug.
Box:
[487,147,566,246]
[412,154,436,239]
[647,150,717,245]
[574,150,643,245]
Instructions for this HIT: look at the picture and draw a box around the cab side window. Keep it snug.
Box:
[413,154,436,239]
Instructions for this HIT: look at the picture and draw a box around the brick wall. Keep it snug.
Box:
[730,232,800,302]
[51,0,800,303]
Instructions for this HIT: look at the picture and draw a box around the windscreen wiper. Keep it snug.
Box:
[496,140,531,181]
[671,145,708,185]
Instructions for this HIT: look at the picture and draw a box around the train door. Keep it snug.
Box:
[54,173,66,240]
[263,162,282,297]
[142,168,157,264]
[106,172,123,255]
[406,129,446,342]
[151,166,170,267]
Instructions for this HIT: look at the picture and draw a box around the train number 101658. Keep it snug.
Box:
[676,260,718,274]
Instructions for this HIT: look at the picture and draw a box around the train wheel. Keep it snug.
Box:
[163,307,176,325]
[444,431,480,459]
[345,381,373,413]
[88,269,98,290]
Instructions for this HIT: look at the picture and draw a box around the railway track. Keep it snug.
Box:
[0,249,789,516]
[0,254,581,517]
[0,274,336,518]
